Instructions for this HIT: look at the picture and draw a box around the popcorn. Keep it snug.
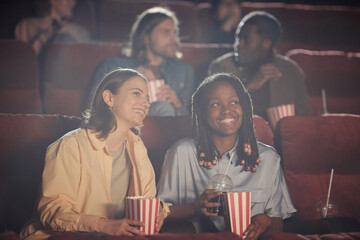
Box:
[266,104,295,129]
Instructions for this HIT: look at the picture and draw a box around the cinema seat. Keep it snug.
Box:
[141,115,273,183]
[41,42,234,117]
[274,115,360,222]
[287,49,360,115]
[0,113,271,236]
[0,113,81,234]
[42,42,123,116]
[0,40,42,114]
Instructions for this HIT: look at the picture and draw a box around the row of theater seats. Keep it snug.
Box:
[2,1,360,54]
[0,113,359,237]
[1,39,359,117]
[68,0,360,53]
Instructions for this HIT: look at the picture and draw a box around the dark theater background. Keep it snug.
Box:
[0,1,360,240]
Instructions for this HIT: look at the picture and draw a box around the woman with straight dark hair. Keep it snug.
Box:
[21,68,169,239]
[157,73,296,239]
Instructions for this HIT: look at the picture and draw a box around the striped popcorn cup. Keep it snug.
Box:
[266,104,295,129]
[222,192,251,238]
[147,79,165,103]
[125,196,160,235]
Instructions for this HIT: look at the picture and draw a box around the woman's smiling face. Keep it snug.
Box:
[206,81,243,138]
[109,76,150,128]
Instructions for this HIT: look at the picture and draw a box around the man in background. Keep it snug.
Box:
[93,7,195,116]
[209,11,312,122]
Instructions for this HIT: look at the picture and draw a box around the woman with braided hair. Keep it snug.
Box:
[157,73,296,239]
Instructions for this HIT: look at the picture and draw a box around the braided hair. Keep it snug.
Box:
[191,73,261,172]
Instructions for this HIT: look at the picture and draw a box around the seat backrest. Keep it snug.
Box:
[141,115,273,183]
[287,49,360,115]
[0,113,272,233]
[0,113,81,233]
[180,43,233,84]
[42,42,234,116]
[42,42,123,116]
[274,115,360,221]
[0,40,42,113]
[99,0,198,42]
[240,2,360,53]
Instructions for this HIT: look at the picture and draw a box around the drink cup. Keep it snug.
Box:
[222,192,251,238]
[208,194,225,215]
[266,103,295,129]
[125,196,160,235]
[207,174,233,215]
[316,197,336,218]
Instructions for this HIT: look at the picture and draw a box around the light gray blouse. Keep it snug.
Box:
[157,138,296,232]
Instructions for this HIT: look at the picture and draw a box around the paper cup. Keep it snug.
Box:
[266,104,295,129]
[125,196,160,235]
[147,79,165,103]
[222,192,251,238]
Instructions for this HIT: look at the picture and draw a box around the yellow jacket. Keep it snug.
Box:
[21,128,169,239]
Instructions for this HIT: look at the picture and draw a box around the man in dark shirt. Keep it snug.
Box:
[209,11,312,121]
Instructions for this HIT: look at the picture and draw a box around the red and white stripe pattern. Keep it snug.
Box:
[266,104,295,129]
[147,79,165,103]
[125,196,160,235]
[222,192,251,238]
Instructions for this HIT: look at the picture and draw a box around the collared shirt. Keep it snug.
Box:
[21,128,169,239]
[157,138,296,232]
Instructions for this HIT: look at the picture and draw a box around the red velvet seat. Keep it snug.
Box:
[99,0,198,42]
[49,232,242,240]
[0,113,81,234]
[42,42,123,116]
[263,231,360,240]
[286,49,360,115]
[41,42,234,116]
[274,115,360,222]
[141,115,273,183]
[0,40,42,114]
[0,113,271,236]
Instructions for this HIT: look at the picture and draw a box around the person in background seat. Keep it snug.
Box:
[209,11,312,122]
[208,0,242,43]
[92,7,195,117]
[15,0,90,55]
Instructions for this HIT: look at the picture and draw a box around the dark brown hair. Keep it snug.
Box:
[129,6,180,63]
[82,68,147,139]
